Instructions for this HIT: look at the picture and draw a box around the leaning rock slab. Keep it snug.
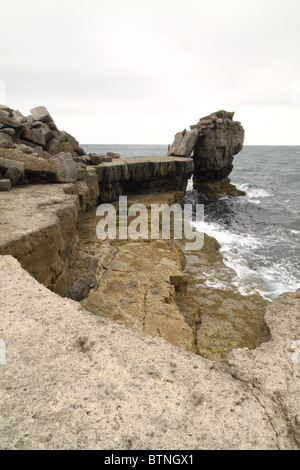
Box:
[49,152,78,183]
[168,128,199,157]
[30,105,54,123]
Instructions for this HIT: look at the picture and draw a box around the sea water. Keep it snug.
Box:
[82,144,300,300]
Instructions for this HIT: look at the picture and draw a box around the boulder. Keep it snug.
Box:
[4,166,24,186]
[0,109,11,119]
[13,139,44,158]
[63,180,90,211]
[12,143,38,155]
[22,127,47,146]
[0,129,15,140]
[0,114,25,134]
[0,179,11,191]
[0,139,13,149]
[60,131,80,150]
[168,128,199,157]
[49,152,78,183]
[0,157,24,186]
[79,167,99,207]
[74,146,86,156]
[46,138,65,156]
[106,151,121,159]
[89,154,102,165]
[12,110,26,123]
[0,104,13,115]
[30,106,54,123]
[57,131,68,142]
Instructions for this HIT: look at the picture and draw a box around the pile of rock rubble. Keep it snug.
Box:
[0,104,120,192]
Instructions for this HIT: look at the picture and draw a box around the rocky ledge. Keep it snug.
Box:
[97,156,193,202]
[0,255,299,450]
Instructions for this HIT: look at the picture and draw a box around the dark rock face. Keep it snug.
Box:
[191,110,244,180]
[169,110,244,181]
[97,156,194,202]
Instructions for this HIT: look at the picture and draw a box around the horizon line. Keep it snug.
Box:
[81,143,300,147]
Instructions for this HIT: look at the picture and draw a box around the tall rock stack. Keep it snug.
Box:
[191,110,244,180]
[168,110,245,181]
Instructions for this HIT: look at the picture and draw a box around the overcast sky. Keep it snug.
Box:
[1,0,299,145]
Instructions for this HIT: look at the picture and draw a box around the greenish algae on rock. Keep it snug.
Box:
[193,176,245,200]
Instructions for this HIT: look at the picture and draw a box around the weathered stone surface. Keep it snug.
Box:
[75,146,86,156]
[4,166,24,186]
[169,111,244,181]
[30,105,54,123]
[63,180,90,208]
[12,109,26,123]
[0,179,11,191]
[168,128,199,157]
[22,122,52,146]
[0,129,15,141]
[97,156,194,202]
[76,167,99,208]
[0,139,13,149]
[192,110,245,180]
[60,141,78,158]
[0,148,54,175]
[12,143,38,155]
[0,255,299,450]
[0,113,25,131]
[101,156,112,162]
[48,152,78,183]
[0,157,24,186]
[21,128,46,146]
[57,130,68,142]
[193,176,246,200]
[89,154,102,165]
[0,185,82,294]
[61,130,79,150]
[0,104,13,114]
[81,238,195,352]
[106,151,121,158]
[13,139,44,158]
[46,137,65,156]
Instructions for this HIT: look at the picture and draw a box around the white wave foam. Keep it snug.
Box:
[237,183,272,199]
[194,220,261,251]
[193,220,270,298]
[222,251,270,299]
[186,177,193,191]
